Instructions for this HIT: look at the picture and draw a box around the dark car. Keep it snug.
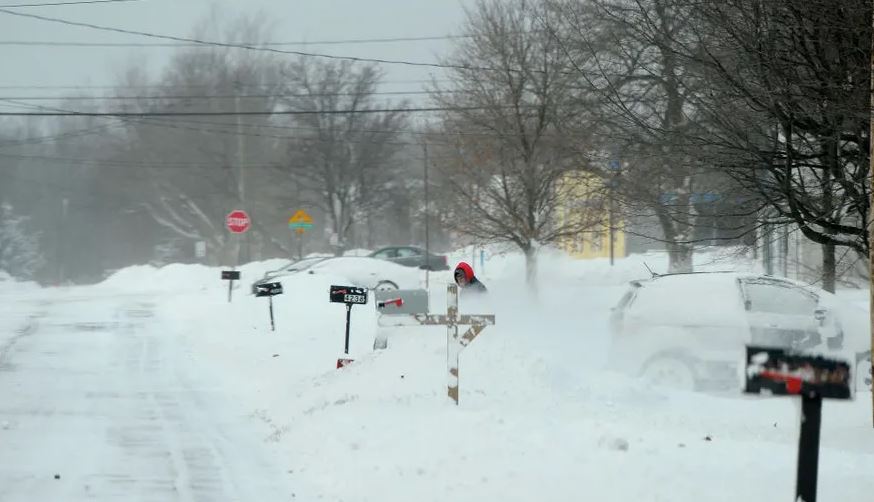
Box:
[368,246,449,271]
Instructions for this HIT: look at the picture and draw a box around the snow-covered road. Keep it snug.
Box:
[0,294,294,502]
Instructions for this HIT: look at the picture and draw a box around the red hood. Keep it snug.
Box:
[455,262,475,281]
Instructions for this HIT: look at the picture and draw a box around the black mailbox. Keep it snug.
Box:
[221,270,241,280]
[330,285,368,305]
[255,282,284,297]
[745,346,851,400]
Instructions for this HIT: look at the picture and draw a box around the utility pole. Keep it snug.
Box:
[609,191,615,266]
[56,197,68,285]
[423,142,431,290]
[781,225,789,278]
[235,85,249,265]
[868,1,874,427]
[608,156,621,265]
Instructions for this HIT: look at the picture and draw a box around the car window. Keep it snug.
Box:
[625,275,746,326]
[396,248,421,258]
[373,249,397,259]
[743,280,818,315]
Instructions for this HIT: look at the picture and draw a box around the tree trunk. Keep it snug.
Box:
[821,242,836,293]
[667,242,693,273]
[524,245,538,289]
[821,140,837,293]
[655,205,694,274]
[763,221,774,275]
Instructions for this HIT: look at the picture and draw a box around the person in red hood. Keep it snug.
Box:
[454,262,487,293]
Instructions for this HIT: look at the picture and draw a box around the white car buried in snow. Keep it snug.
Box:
[608,271,870,392]
[251,256,424,293]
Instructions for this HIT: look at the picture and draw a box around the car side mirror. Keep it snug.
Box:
[744,300,752,311]
[814,308,827,322]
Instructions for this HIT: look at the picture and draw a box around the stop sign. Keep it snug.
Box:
[226,210,251,234]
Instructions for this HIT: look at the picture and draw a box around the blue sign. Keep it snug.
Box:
[659,192,721,205]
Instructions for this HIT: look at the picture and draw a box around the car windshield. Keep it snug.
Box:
[625,274,746,326]
[0,1,870,501]
[285,257,326,271]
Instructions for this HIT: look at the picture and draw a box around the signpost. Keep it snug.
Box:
[289,210,313,259]
[226,209,251,278]
[744,346,853,502]
[226,209,251,234]
[254,282,283,331]
[413,284,495,405]
[221,270,241,303]
[330,285,368,368]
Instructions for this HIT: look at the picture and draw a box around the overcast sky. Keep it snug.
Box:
[0,0,471,100]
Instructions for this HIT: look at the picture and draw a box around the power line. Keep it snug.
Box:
[0,90,457,101]
[0,8,507,73]
[0,79,450,90]
[0,150,280,168]
[0,0,139,7]
[0,34,470,47]
[0,105,514,117]
[0,97,546,145]
[0,122,117,147]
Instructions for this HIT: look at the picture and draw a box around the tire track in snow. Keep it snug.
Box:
[0,314,42,371]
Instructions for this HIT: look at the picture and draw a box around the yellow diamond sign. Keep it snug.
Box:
[289,210,313,234]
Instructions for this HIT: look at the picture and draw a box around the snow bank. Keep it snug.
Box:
[96,258,291,293]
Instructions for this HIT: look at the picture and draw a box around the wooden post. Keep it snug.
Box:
[411,284,495,405]
[446,284,460,404]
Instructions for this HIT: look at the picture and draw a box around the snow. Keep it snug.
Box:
[307,256,431,290]
[343,248,374,257]
[449,244,761,287]
[625,272,749,327]
[0,248,871,501]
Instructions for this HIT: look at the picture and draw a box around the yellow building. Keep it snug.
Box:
[555,171,625,260]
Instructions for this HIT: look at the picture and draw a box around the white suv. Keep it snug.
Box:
[609,272,866,391]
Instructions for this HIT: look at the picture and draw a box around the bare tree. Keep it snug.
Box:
[545,0,714,273]
[433,0,602,285]
[691,0,870,292]
[105,12,285,266]
[0,202,44,280]
[278,58,407,254]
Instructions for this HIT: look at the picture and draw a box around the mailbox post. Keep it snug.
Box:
[330,285,368,368]
[254,282,283,331]
[221,270,240,303]
[744,346,852,502]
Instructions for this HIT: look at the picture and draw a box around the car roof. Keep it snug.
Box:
[633,271,817,291]
[374,245,423,251]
